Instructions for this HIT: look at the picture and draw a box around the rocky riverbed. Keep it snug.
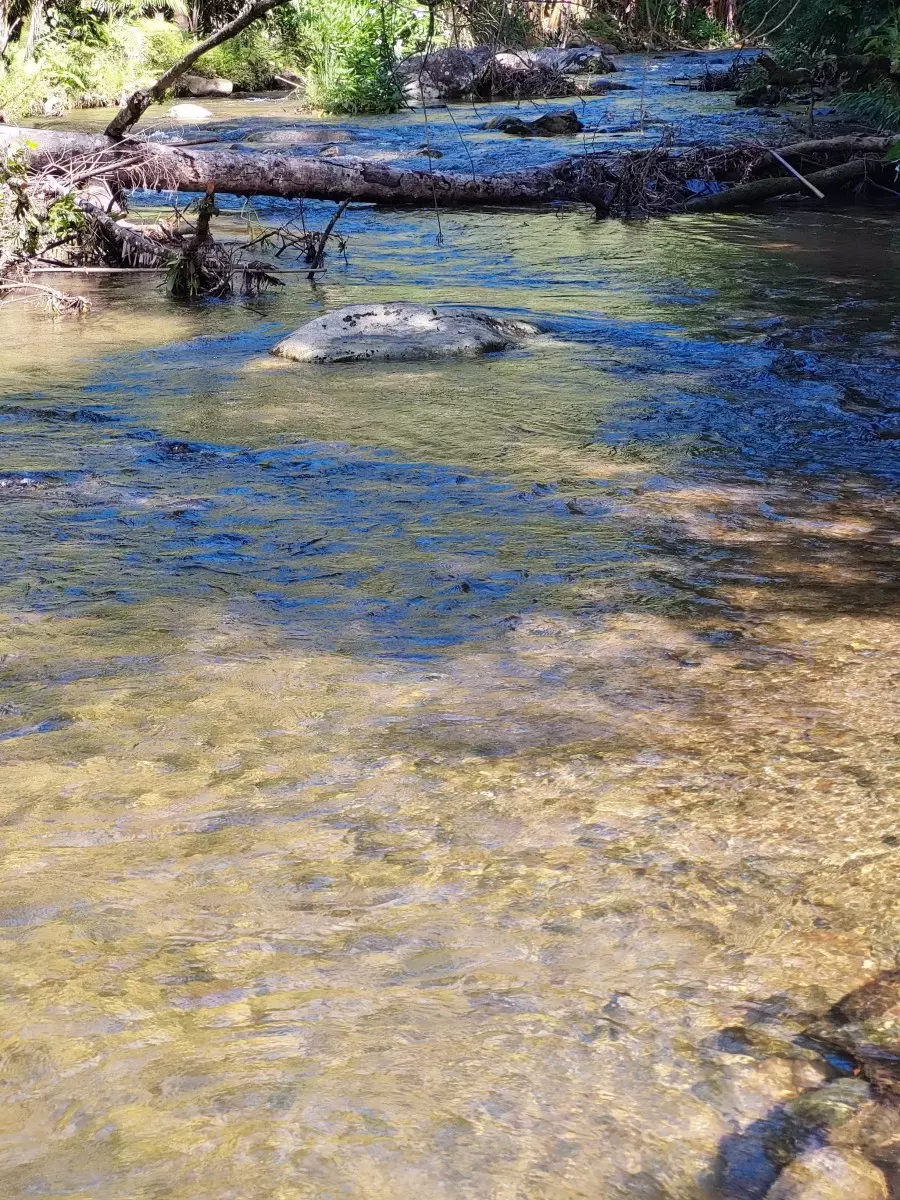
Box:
[4,54,900,1200]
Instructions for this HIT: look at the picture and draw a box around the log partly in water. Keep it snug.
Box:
[0,126,893,215]
[0,126,588,208]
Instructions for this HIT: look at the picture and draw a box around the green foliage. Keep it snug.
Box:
[0,18,159,117]
[575,1,732,48]
[140,20,191,75]
[839,82,900,130]
[139,19,289,89]
[580,11,620,43]
[0,15,292,117]
[452,0,537,46]
[197,27,282,89]
[681,9,728,46]
[301,0,402,114]
[0,143,85,261]
[861,9,900,65]
[738,0,898,55]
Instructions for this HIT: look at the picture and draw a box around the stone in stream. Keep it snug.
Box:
[398,43,617,101]
[178,74,233,97]
[764,1147,888,1199]
[482,108,583,137]
[167,103,213,122]
[528,45,617,73]
[584,79,637,93]
[271,302,541,364]
[804,969,900,1103]
[764,1078,875,1167]
[399,45,493,101]
[244,129,351,147]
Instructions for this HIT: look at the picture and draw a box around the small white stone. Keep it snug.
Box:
[167,103,213,122]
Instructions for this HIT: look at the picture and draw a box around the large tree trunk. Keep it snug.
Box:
[0,126,591,207]
[0,126,891,215]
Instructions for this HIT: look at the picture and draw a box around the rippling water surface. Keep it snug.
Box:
[3,78,900,1198]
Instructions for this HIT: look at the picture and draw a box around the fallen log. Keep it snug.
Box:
[0,126,891,218]
[683,157,879,213]
[0,126,592,207]
[774,135,895,160]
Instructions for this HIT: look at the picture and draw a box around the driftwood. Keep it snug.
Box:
[771,135,895,160]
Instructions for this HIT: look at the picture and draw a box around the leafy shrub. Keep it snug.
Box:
[0,142,86,260]
[581,11,621,44]
[141,20,192,76]
[839,81,900,130]
[197,27,284,89]
[0,15,290,117]
[738,0,897,55]
[0,20,150,117]
[301,0,401,114]
[681,9,728,46]
[861,10,900,67]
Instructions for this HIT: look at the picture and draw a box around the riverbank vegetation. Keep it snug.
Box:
[2,0,896,123]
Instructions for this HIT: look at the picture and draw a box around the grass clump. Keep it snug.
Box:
[300,0,402,114]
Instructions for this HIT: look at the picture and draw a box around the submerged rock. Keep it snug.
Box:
[764,1147,888,1199]
[765,1078,875,1167]
[584,79,637,92]
[244,128,351,147]
[179,74,233,97]
[271,302,541,364]
[482,108,583,137]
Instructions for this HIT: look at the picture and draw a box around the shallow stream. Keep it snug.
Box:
[3,59,900,1198]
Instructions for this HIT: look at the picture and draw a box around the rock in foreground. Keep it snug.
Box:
[271,302,541,364]
[765,1147,888,1199]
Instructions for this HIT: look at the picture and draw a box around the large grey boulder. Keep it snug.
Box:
[529,45,617,73]
[397,43,617,100]
[399,46,494,101]
[271,302,541,364]
[765,1148,888,1200]
[178,74,234,97]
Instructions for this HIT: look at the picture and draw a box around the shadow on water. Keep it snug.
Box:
[0,186,899,1196]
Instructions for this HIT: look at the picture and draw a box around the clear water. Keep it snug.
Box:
[4,72,900,1200]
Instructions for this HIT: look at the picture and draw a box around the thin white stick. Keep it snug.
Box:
[767,147,826,199]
